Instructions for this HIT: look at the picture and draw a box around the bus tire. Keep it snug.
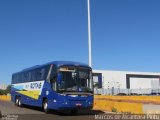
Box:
[70,110,78,115]
[43,99,49,113]
[18,97,23,107]
[15,97,19,106]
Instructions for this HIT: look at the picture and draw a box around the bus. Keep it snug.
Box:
[11,61,93,114]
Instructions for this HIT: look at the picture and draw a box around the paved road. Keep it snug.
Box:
[0,101,105,120]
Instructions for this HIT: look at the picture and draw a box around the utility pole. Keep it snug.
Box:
[87,0,92,67]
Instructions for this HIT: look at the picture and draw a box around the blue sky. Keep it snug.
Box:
[0,0,160,84]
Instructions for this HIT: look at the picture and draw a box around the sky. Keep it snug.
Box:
[0,0,160,84]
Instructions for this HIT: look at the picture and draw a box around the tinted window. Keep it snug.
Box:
[23,72,28,82]
[14,74,18,84]
[12,65,50,83]
[36,68,45,81]
[44,65,50,79]
[18,74,22,83]
[50,65,57,79]
[12,75,15,84]
[28,72,32,82]
[31,70,36,81]
[21,73,24,83]
[36,66,50,81]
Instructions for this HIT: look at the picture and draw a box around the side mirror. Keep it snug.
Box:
[57,73,62,83]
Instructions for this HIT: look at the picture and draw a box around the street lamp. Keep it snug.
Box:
[87,0,92,67]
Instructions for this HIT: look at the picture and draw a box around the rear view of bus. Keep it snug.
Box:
[11,61,93,114]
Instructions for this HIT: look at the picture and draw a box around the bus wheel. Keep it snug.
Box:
[70,110,78,115]
[15,97,19,106]
[18,97,23,107]
[43,100,49,113]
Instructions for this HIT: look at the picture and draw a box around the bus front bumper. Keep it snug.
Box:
[48,99,93,110]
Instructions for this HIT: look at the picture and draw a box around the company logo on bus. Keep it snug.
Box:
[30,82,42,89]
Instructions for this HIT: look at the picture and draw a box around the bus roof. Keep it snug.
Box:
[14,61,90,74]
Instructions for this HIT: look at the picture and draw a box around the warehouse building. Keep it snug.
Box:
[93,70,160,95]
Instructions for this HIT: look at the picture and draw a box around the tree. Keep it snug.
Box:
[6,85,11,94]
[0,85,11,95]
[0,90,6,95]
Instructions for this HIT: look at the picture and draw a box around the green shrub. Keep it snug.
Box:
[111,107,117,112]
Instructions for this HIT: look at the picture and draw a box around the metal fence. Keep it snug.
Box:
[94,88,160,95]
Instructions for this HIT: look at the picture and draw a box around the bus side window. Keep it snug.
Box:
[21,73,24,83]
[50,66,57,91]
[18,73,22,83]
[28,72,32,82]
[40,68,45,79]
[31,70,36,81]
[12,74,19,84]
[23,72,27,83]
[22,73,25,83]
[36,68,45,81]
[12,75,15,84]
[16,74,19,83]
[51,77,56,91]
[50,66,57,79]
[14,74,17,84]
[44,65,50,80]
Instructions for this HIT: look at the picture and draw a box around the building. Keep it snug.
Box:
[93,70,160,95]
[0,84,7,90]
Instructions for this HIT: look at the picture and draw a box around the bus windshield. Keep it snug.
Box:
[57,66,93,93]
